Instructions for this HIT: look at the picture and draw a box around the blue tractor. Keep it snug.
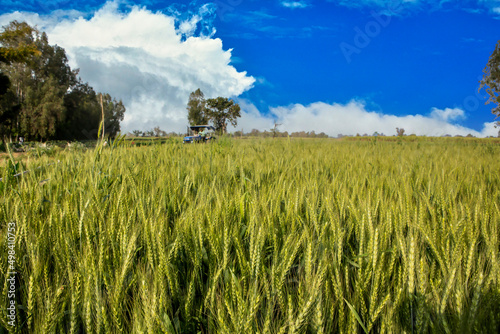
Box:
[183,125,216,144]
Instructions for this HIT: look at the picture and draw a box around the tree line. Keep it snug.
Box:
[233,129,329,138]
[0,21,125,148]
[131,127,183,138]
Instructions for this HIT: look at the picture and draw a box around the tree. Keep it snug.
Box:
[0,21,40,64]
[101,93,125,139]
[396,127,405,136]
[153,126,167,137]
[1,22,74,141]
[22,76,65,140]
[250,129,260,137]
[61,83,125,141]
[0,84,20,146]
[205,97,241,134]
[0,21,40,147]
[271,122,281,138]
[480,40,500,124]
[61,80,101,140]
[187,88,208,125]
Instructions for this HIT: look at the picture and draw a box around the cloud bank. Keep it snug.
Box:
[0,1,255,132]
[231,100,498,137]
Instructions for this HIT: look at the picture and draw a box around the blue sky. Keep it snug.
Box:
[1,0,499,136]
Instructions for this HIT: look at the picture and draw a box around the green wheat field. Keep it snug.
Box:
[1,137,499,333]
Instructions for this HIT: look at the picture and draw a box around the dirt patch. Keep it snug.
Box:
[0,152,27,167]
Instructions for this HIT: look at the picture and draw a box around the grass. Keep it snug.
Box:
[0,137,499,333]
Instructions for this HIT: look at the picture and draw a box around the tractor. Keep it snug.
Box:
[183,125,216,144]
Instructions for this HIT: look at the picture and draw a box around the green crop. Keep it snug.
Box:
[0,138,499,333]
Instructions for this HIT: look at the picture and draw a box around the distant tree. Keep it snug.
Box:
[132,130,142,137]
[205,97,241,134]
[187,88,208,125]
[271,122,281,138]
[250,129,260,137]
[480,40,500,124]
[317,132,328,138]
[152,127,167,137]
[153,126,162,137]
[396,127,405,136]
[291,131,306,138]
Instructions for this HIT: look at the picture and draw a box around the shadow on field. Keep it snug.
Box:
[395,289,500,334]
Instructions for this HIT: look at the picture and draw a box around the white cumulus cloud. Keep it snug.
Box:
[429,107,466,122]
[281,1,310,9]
[0,1,255,133]
[231,100,498,137]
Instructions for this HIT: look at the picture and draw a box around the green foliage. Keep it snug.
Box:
[1,138,499,333]
[186,89,242,134]
[95,93,125,140]
[239,129,329,138]
[0,21,39,147]
[187,88,208,126]
[0,20,125,142]
[0,21,40,64]
[22,76,65,140]
[64,141,87,152]
[61,81,101,140]
[480,40,500,121]
[25,142,62,158]
[205,96,241,134]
